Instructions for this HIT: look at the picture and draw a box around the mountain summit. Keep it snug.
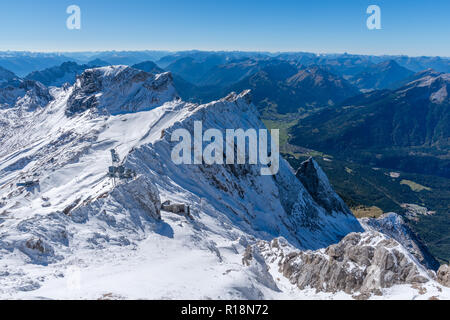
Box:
[66,66,178,115]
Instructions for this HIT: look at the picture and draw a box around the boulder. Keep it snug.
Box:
[437,265,450,287]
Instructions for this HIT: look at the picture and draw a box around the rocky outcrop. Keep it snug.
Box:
[114,175,161,221]
[249,232,430,297]
[296,157,352,215]
[360,213,440,271]
[70,175,161,224]
[437,265,450,287]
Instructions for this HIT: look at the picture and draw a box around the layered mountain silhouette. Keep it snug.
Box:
[291,71,450,177]
[25,60,109,87]
[228,64,359,113]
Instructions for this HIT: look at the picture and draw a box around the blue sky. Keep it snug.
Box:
[0,0,449,56]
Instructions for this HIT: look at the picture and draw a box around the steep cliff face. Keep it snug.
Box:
[0,66,446,299]
[296,158,352,216]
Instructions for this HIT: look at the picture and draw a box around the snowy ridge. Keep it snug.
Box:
[121,90,363,250]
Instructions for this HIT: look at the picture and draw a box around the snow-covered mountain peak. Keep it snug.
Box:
[66,65,178,115]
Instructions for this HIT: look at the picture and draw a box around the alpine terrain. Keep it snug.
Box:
[0,65,449,300]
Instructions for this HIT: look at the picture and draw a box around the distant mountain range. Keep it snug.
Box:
[25,60,109,87]
[1,50,449,78]
[1,51,448,177]
[1,51,446,119]
[0,66,17,83]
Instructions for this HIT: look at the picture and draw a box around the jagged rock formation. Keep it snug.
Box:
[437,265,450,287]
[25,61,107,87]
[66,66,178,115]
[295,157,351,216]
[360,213,440,271]
[0,66,17,83]
[0,78,52,110]
[70,175,161,224]
[249,232,430,297]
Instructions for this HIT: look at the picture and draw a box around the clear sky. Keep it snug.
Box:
[0,0,449,56]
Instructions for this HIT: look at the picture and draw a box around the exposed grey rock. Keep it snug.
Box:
[248,232,430,297]
[437,265,450,287]
[109,175,162,221]
[295,157,352,215]
[69,174,161,226]
[360,213,440,271]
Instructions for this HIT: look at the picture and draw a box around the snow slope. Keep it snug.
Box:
[0,66,447,300]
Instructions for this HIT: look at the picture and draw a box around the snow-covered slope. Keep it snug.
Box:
[0,66,447,300]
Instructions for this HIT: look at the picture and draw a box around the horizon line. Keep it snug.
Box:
[0,49,448,59]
